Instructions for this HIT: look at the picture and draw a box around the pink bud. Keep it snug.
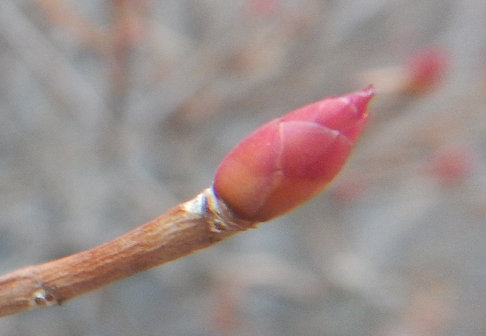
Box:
[405,47,448,93]
[213,87,374,223]
[246,0,280,18]
[426,146,475,185]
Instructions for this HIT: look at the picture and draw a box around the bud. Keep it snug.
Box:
[405,47,448,94]
[213,87,374,223]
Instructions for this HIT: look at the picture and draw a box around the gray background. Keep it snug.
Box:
[0,0,485,335]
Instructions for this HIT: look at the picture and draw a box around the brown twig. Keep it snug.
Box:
[0,187,255,317]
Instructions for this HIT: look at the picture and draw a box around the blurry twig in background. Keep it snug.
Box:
[0,0,107,128]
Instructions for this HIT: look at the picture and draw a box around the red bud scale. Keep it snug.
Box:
[214,87,374,223]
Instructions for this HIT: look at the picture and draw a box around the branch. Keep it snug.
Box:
[0,87,374,317]
[0,188,253,317]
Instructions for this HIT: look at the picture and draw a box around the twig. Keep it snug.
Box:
[0,1,108,128]
[0,187,254,317]
[0,87,374,318]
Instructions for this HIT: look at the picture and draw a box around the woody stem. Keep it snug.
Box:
[0,188,254,317]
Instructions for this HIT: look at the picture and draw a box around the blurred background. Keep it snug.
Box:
[0,0,485,335]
